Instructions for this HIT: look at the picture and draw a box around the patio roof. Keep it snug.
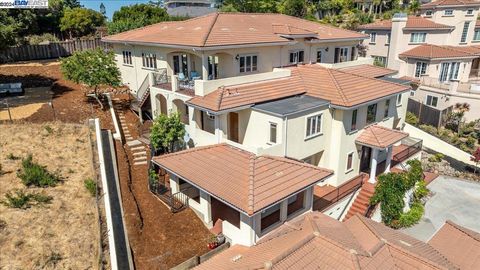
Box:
[356,125,409,149]
[152,144,333,216]
[399,44,480,60]
[252,95,330,117]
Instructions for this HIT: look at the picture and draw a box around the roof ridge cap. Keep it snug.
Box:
[262,155,333,174]
[264,234,316,268]
[327,69,351,105]
[247,154,255,215]
[336,66,411,89]
[216,86,227,110]
[369,126,383,148]
[445,220,480,241]
[201,12,219,47]
[386,242,457,270]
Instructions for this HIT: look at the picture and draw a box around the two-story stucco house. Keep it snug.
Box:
[360,0,480,121]
[103,12,421,247]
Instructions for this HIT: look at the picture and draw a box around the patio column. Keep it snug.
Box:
[385,146,393,173]
[279,200,288,222]
[199,190,213,227]
[201,53,209,80]
[369,148,379,184]
[214,115,221,143]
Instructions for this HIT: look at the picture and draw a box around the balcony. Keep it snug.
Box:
[317,57,374,69]
[419,76,480,95]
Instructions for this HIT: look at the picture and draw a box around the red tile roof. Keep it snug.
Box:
[339,64,397,78]
[103,13,367,48]
[356,125,409,148]
[421,0,480,8]
[428,221,480,270]
[187,65,410,111]
[152,144,333,215]
[399,44,479,60]
[195,212,459,269]
[358,16,453,30]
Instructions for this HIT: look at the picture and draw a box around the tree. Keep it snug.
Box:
[150,113,186,153]
[64,0,81,9]
[60,48,121,107]
[60,7,105,38]
[100,3,106,17]
[471,147,480,173]
[108,4,172,34]
[278,0,308,18]
[219,0,279,13]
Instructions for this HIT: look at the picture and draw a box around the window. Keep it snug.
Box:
[414,62,428,77]
[460,22,471,43]
[386,33,391,44]
[373,56,387,67]
[173,54,188,75]
[306,114,322,138]
[444,10,453,16]
[269,123,277,144]
[316,50,323,63]
[474,30,480,41]
[410,33,426,43]
[439,62,460,82]
[334,47,349,63]
[289,50,304,64]
[396,94,402,106]
[142,53,157,69]
[351,109,358,131]
[122,51,132,65]
[346,152,354,171]
[410,90,415,97]
[426,95,438,107]
[467,9,474,16]
[384,99,390,118]
[370,32,377,43]
[425,10,433,17]
[366,103,377,125]
[239,55,257,73]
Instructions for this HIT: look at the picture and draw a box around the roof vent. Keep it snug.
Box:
[249,27,256,31]
[176,27,184,30]
[275,171,284,177]
[231,254,243,262]
[194,27,201,30]
[221,27,229,31]
[399,240,412,247]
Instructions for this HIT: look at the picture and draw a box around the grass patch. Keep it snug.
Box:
[83,178,96,197]
[1,190,53,209]
[17,154,60,187]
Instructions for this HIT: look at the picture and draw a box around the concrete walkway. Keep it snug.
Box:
[401,176,480,241]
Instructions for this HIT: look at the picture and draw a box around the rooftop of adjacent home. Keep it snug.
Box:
[194,212,463,270]
[420,0,480,9]
[102,12,368,48]
[398,44,480,60]
[358,15,454,30]
[187,64,410,112]
[151,143,333,216]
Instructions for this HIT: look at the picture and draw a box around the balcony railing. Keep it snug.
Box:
[392,137,422,165]
[313,173,367,212]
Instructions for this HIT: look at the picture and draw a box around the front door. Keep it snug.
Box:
[228,112,239,143]
[360,146,371,173]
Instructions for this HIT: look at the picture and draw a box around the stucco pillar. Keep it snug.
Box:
[199,190,213,227]
[280,201,288,222]
[171,75,179,92]
[170,176,180,193]
[385,146,393,173]
[369,148,379,184]
[214,115,221,143]
[201,54,209,80]
[304,187,313,211]
[148,72,155,86]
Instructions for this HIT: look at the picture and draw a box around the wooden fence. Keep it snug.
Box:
[407,98,452,128]
[0,38,111,63]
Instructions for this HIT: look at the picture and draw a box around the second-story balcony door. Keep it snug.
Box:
[173,54,189,76]
[228,112,239,143]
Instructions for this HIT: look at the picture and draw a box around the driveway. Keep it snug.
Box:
[401,175,480,241]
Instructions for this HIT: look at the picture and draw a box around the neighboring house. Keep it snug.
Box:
[359,0,480,121]
[164,0,217,17]
[195,212,479,269]
[103,12,422,246]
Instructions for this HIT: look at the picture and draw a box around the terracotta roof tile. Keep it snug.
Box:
[421,0,480,8]
[104,13,367,47]
[399,44,478,60]
[358,16,453,30]
[356,125,409,148]
[339,64,397,78]
[152,144,332,215]
[428,221,480,270]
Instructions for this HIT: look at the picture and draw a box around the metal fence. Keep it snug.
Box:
[313,173,366,212]
[407,98,452,128]
[0,38,110,63]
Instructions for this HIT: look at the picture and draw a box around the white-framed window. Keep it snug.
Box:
[410,32,426,43]
[384,99,390,118]
[289,50,304,64]
[467,9,474,16]
[351,109,358,132]
[142,52,157,69]
[366,103,377,125]
[414,62,428,78]
[373,56,387,67]
[425,10,433,17]
[386,33,391,44]
[239,54,258,73]
[346,152,354,172]
[444,9,453,16]
[426,95,438,107]
[122,51,132,65]
[370,32,377,43]
[396,94,402,106]
[474,30,480,41]
[460,21,471,43]
[269,122,277,144]
[305,114,322,138]
[316,50,323,63]
[439,62,460,82]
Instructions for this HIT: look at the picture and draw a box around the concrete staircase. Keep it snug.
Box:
[344,182,376,220]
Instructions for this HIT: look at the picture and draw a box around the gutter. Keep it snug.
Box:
[305,37,369,43]
[330,89,411,110]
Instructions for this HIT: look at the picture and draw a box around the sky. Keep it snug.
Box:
[81,0,150,19]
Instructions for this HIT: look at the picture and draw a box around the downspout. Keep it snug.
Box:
[133,45,139,93]
[283,115,288,157]
[280,46,283,68]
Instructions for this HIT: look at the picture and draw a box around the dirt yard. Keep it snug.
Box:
[0,123,98,269]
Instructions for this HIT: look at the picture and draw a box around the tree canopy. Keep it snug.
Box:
[60,7,105,38]
[150,113,186,153]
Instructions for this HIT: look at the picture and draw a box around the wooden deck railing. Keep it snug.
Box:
[313,173,367,212]
[392,139,422,164]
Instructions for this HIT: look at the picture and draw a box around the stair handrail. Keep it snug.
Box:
[136,74,150,100]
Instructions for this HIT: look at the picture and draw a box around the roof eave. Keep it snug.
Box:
[306,36,368,43]
[330,88,411,110]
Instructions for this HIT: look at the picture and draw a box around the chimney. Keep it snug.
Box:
[387,13,408,71]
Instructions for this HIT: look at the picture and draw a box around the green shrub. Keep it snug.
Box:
[398,202,424,228]
[466,137,476,149]
[1,190,31,209]
[84,178,96,197]
[414,180,429,201]
[17,154,60,187]
[31,193,53,204]
[405,112,419,126]
[428,153,444,163]
[419,124,437,135]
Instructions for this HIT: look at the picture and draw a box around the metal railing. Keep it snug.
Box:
[392,138,423,164]
[153,68,169,85]
[314,173,367,212]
